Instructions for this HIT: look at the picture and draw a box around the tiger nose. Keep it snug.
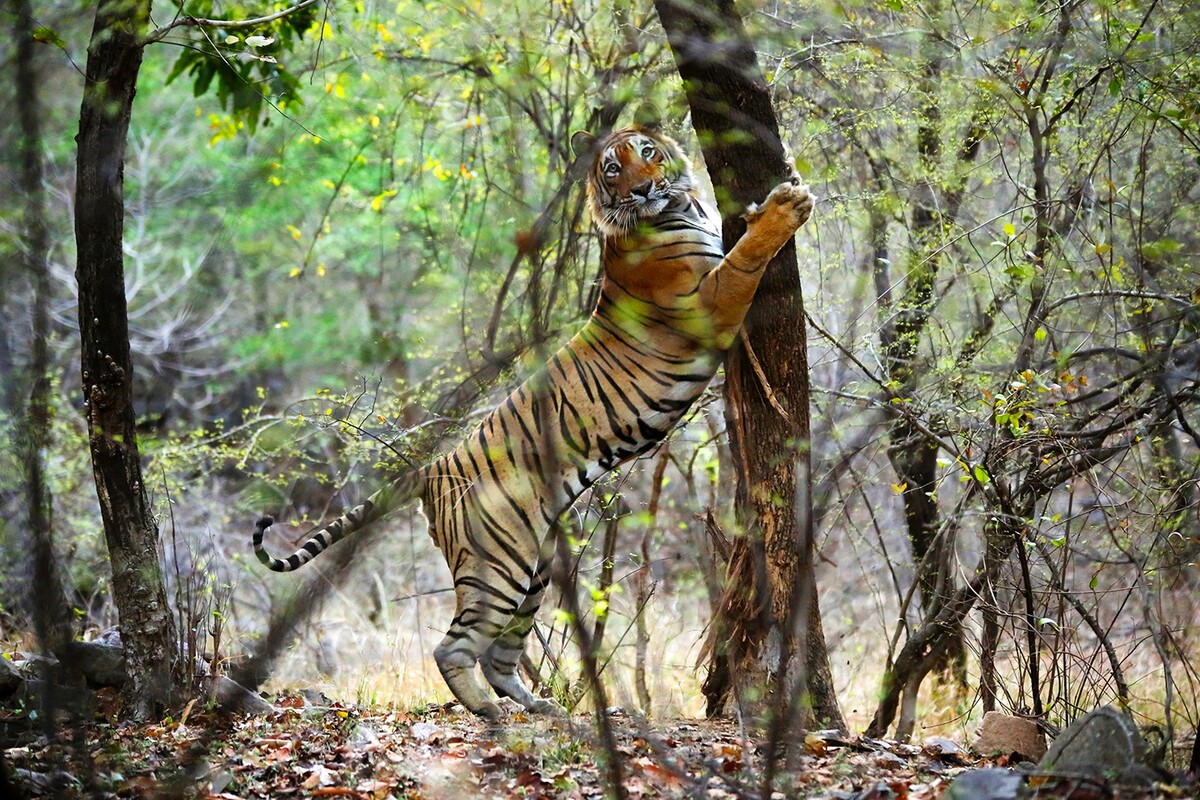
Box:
[631,180,653,198]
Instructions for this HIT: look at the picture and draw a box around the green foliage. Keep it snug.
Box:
[163,0,319,131]
[6,0,1198,739]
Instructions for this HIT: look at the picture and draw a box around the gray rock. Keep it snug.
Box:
[972,711,1047,761]
[207,675,275,715]
[96,627,122,647]
[922,736,969,763]
[1037,706,1156,786]
[14,678,92,714]
[12,768,81,795]
[945,768,1025,800]
[0,655,23,695]
[55,641,128,688]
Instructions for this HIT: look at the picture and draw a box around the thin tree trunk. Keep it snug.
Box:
[12,0,73,657]
[634,445,670,715]
[655,0,843,731]
[878,21,984,686]
[74,0,180,719]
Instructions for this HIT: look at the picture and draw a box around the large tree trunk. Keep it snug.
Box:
[655,0,843,731]
[74,0,180,719]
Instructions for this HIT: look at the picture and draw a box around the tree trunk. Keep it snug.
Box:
[74,0,180,719]
[878,22,983,687]
[655,0,843,730]
[12,0,73,657]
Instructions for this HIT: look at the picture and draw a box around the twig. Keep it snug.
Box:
[144,0,322,44]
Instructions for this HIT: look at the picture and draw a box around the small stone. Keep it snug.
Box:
[12,768,80,796]
[208,675,275,715]
[874,750,907,768]
[411,720,442,742]
[945,768,1024,800]
[0,655,23,695]
[922,736,968,763]
[972,711,1047,761]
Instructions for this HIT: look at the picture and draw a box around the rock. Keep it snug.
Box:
[96,627,122,647]
[11,768,80,796]
[299,688,332,706]
[944,768,1024,800]
[1037,705,1156,787]
[208,675,275,715]
[972,711,1047,761]
[921,737,969,764]
[0,655,23,695]
[55,641,127,688]
[411,720,442,742]
[14,678,93,716]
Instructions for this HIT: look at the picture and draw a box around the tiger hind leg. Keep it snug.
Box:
[435,568,534,720]
[480,566,563,715]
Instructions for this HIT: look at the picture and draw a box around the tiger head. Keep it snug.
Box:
[572,126,696,238]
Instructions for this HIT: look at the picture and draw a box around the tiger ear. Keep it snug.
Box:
[571,130,597,159]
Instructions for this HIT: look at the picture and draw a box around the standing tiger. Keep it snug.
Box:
[253,125,813,719]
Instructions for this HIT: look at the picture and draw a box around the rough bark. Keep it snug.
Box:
[655,0,843,730]
[74,0,180,719]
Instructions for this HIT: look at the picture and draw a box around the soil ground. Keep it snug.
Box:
[1,691,1192,799]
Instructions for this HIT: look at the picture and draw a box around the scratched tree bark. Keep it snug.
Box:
[655,0,844,729]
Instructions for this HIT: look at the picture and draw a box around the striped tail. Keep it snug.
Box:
[253,469,426,572]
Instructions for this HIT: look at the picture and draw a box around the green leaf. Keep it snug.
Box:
[972,465,991,485]
[32,25,67,50]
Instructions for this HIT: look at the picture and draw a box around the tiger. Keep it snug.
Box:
[253,124,813,719]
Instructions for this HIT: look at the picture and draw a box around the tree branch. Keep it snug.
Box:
[144,0,321,45]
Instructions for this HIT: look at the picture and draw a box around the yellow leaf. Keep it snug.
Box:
[1003,222,1016,237]
[286,224,302,240]
[371,189,398,212]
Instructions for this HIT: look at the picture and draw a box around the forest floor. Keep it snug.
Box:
[2,690,1191,799]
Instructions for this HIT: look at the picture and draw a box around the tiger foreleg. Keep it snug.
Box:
[701,179,814,349]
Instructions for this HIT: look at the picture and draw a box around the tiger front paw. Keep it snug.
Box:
[743,179,814,246]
